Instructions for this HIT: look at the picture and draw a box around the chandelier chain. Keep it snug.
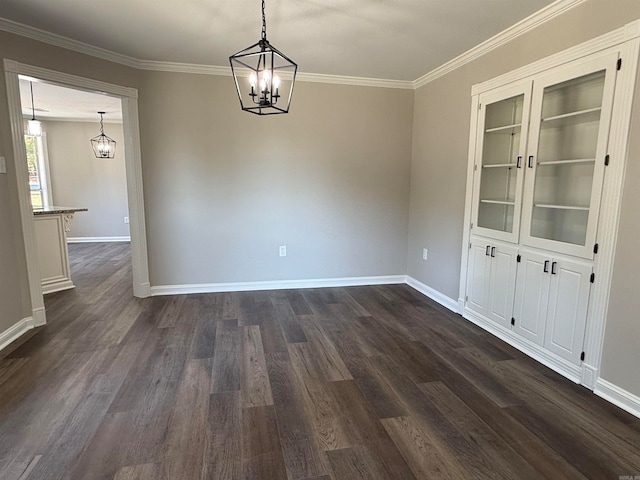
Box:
[99,113,105,135]
[30,82,36,121]
[261,0,267,40]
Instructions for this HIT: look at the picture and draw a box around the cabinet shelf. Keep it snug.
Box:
[483,163,518,169]
[480,199,516,206]
[541,107,601,128]
[537,158,596,166]
[485,123,522,133]
[534,203,590,211]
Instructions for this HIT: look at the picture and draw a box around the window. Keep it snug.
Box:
[25,134,51,209]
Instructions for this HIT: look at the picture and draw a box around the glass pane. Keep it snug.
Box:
[531,207,588,246]
[529,70,606,246]
[478,203,515,233]
[477,94,524,233]
[25,135,44,209]
[541,70,605,119]
[533,162,595,208]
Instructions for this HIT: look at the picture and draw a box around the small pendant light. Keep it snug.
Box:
[90,111,116,158]
[27,82,42,137]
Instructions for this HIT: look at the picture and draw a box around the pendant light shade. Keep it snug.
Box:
[27,119,42,137]
[90,112,116,158]
[229,0,297,115]
[27,82,42,137]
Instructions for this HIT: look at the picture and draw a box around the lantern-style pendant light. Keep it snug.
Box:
[229,0,297,115]
[27,82,42,137]
[90,111,116,158]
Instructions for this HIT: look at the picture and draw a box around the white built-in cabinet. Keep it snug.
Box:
[464,48,623,377]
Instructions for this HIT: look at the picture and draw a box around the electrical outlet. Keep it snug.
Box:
[279,245,287,257]
[0,157,6,174]
[124,216,129,224]
[422,248,428,261]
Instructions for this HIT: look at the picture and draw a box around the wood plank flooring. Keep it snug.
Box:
[1,242,639,479]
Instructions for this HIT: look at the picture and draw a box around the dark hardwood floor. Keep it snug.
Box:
[1,243,639,479]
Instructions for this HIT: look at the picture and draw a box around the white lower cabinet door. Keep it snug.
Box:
[513,249,551,345]
[544,257,592,365]
[487,243,518,328]
[466,238,492,317]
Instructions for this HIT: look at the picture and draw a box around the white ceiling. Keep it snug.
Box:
[19,78,122,121]
[0,0,556,81]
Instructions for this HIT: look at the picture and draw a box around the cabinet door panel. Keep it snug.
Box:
[520,52,619,259]
[471,81,533,243]
[513,249,550,345]
[544,258,592,364]
[466,238,492,316]
[487,243,518,328]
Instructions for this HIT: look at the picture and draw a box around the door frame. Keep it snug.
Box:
[3,59,151,327]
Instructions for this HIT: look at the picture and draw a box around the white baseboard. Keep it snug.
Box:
[134,282,151,299]
[67,236,131,243]
[581,363,598,389]
[405,276,460,313]
[0,317,34,351]
[594,378,640,419]
[463,307,583,383]
[32,307,46,327]
[150,275,407,296]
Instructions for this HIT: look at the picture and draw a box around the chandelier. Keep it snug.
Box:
[229,0,297,115]
[90,112,116,158]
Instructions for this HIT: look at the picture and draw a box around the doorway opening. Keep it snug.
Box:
[4,60,150,328]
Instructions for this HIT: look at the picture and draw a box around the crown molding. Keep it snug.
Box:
[0,16,412,89]
[0,17,139,69]
[0,0,586,91]
[123,60,414,89]
[413,0,588,89]
[297,72,413,90]
[137,60,232,76]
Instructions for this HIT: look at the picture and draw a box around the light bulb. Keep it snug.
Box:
[260,78,267,92]
[249,73,257,88]
[273,75,281,89]
[262,69,271,83]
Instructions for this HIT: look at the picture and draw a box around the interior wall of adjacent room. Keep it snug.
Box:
[43,120,129,239]
[407,0,640,398]
[139,70,414,286]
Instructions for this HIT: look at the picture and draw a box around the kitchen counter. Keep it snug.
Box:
[33,206,88,216]
[32,206,87,294]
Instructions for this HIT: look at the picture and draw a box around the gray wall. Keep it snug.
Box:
[139,72,413,285]
[0,163,25,333]
[600,67,640,397]
[44,120,129,239]
[407,0,640,398]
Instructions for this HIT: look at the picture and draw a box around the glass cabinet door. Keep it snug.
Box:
[520,53,618,259]
[471,81,533,243]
